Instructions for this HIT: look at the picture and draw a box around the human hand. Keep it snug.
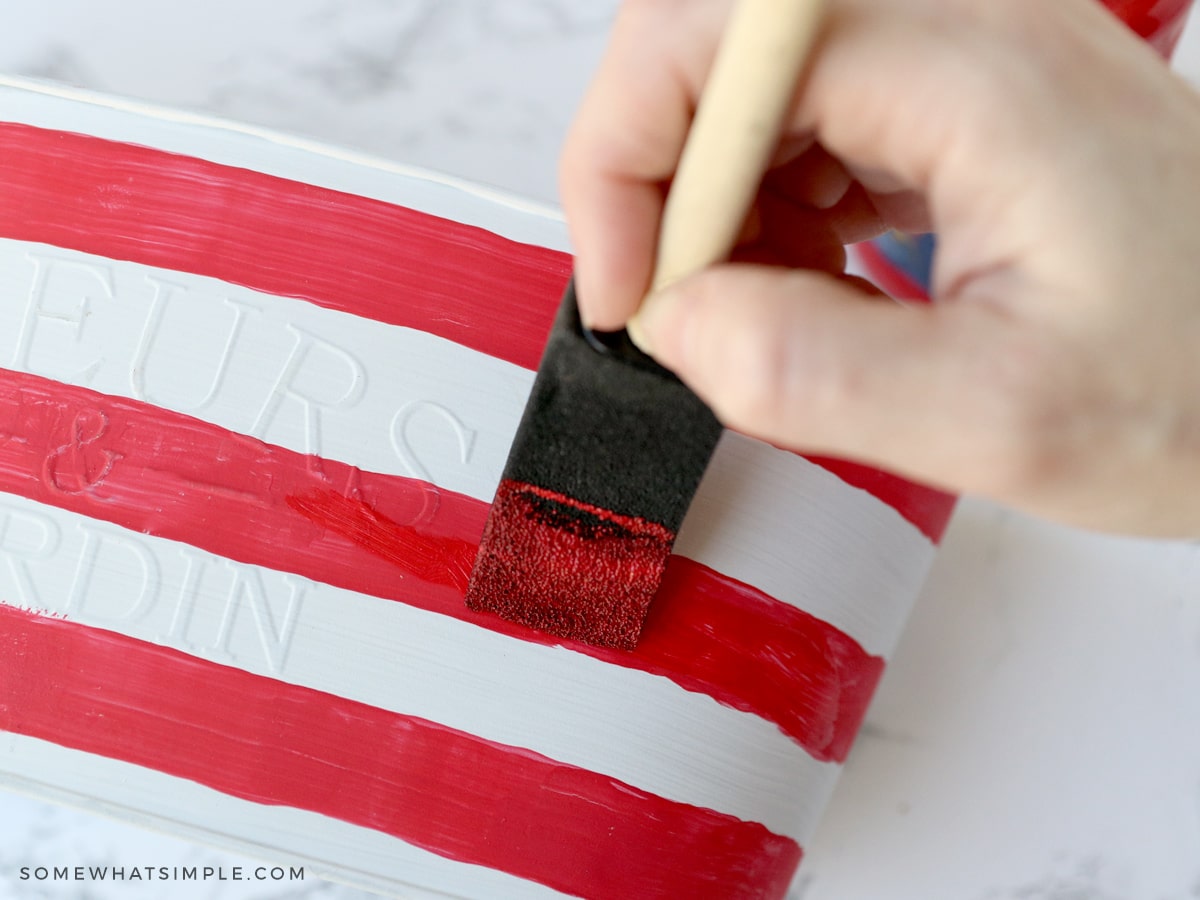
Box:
[559,0,1200,537]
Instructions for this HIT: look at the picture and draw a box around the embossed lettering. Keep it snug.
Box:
[251,326,366,457]
[165,547,206,648]
[390,400,477,483]
[0,504,61,608]
[66,525,160,622]
[213,566,304,673]
[130,276,256,410]
[43,409,119,494]
[13,252,111,381]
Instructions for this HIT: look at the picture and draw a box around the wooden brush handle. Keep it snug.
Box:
[650,0,827,293]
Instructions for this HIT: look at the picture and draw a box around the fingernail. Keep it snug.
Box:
[627,285,677,362]
[626,307,655,355]
[811,172,851,209]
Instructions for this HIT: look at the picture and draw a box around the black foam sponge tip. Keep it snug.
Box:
[465,280,723,650]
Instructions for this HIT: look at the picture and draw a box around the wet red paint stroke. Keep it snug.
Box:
[0,605,802,899]
[644,561,881,765]
[0,367,881,763]
[0,121,954,542]
[285,489,476,594]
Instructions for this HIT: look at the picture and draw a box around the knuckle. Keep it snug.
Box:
[968,330,1077,495]
[692,277,789,428]
[703,272,853,438]
[719,319,791,428]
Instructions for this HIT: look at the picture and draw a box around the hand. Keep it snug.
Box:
[559,0,1200,537]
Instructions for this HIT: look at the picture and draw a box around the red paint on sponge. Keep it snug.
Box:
[466,479,675,650]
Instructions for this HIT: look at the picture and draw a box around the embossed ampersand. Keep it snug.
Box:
[43,409,119,494]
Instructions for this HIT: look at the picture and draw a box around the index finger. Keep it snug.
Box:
[559,0,736,330]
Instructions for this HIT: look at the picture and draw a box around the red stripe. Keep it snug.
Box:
[1100,0,1192,55]
[806,454,954,544]
[0,604,801,899]
[0,367,881,763]
[854,239,931,303]
[0,121,953,541]
[0,121,571,372]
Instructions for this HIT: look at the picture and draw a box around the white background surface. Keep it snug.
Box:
[1,2,1199,898]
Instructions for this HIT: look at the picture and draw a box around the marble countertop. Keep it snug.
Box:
[1,2,1199,898]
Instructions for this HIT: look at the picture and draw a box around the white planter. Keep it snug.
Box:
[0,78,951,899]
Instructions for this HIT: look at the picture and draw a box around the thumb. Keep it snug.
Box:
[630,263,1035,497]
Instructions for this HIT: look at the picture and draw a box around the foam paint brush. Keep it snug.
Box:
[467,0,828,650]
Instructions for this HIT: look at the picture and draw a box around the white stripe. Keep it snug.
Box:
[679,433,936,658]
[0,493,838,842]
[0,239,934,657]
[0,76,571,252]
[0,732,563,899]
